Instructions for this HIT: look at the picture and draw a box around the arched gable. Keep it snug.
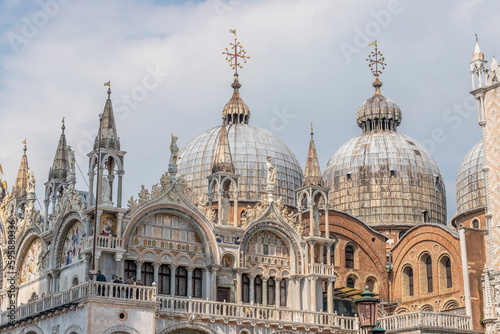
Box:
[239,220,303,275]
[16,232,47,285]
[123,203,219,264]
[52,213,85,268]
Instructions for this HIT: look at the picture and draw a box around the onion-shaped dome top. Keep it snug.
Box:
[323,131,446,226]
[222,74,250,125]
[356,93,402,132]
[179,124,302,206]
[456,141,485,215]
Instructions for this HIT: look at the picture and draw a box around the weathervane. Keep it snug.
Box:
[366,41,386,94]
[222,29,250,75]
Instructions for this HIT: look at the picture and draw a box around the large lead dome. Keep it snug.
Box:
[323,71,446,226]
[178,75,303,206]
[456,141,485,215]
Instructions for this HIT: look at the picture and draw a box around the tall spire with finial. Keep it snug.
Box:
[222,29,251,125]
[473,33,485,60]
[212,123,235,174]
[470,34,488,90]
[94,81,120,150]
[366,40,387,95]
[49,117,69,180]
[304,123,323,187]
[12,140,29,198]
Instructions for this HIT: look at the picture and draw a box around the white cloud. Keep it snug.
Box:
[0,0,493,219]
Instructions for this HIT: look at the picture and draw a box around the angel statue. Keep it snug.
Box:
[169,134,179,166]
[27,169,35,193]
[266,157,276,185]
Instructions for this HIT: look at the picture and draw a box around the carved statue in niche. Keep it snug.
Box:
[101,176,112,205]
[312,204,321,236]
[221,191,230,224]
[266,157,276,185]
[27,169,35,193]
[68,146,76,174]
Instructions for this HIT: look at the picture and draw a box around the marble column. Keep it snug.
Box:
[135,261,143,283]
[309,277,317,312]
[116,213,124,240]
[327,243,332,266]
[249,273,256,304]
[187,266,194,298]
[170,264,178,297]
[262,276,268,306]
[153,263,160,285]
[117,170,124,208]
[114,253,123,279]
[209,265,219,301]
[235,270,242,303]
[233,191,239,227]
[310,241,315,264]
[327,278,334,313]
[275,277,281,307]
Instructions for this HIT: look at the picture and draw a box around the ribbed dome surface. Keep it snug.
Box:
[356,94,402,132]
[178,124,303,206]
[456,141,485,215]
[323,131,446,226]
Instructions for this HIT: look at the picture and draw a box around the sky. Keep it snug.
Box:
[0,0,494,221]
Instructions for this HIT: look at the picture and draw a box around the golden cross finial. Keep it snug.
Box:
[22,139,27,145]
[366,41,386,77]
[366,41,386,95]
[222,29,250,75]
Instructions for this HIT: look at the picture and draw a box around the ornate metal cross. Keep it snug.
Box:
[222,29,249,75]
[366,41,386,77]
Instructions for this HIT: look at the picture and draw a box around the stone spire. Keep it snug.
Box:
[212,124,235,174]
[12,142,29,198]
[94,87,120,150]
[49,119,69,180]
[473,34,485,61]
[303,124,323,187]
[222,74,251,125]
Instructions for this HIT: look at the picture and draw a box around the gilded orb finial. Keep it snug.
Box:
[222,29,250,75]
[366,41,386,95]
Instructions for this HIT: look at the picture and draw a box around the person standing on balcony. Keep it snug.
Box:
[96,270,106,296]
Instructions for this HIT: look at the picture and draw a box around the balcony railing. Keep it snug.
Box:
[82,235,123,251]
[0,281,156,326]
[305,263,335,276]
[379,310,473,332]
[158,296,359,331]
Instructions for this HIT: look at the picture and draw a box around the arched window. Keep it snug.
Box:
[346,276,355,289]
[472,219,479,229]
[254,276,263,304]
[445,258,452,288]
[267,277,275,305]
[141,262,154,286]
[124,260,136,281]
[345,246,354,268]
[176,267,188,296]
[72,277,79,287]
[242,274,250,303]
[403,266,414,297]
[280,279,287,306]
[193,268,203,298]
[426,256,433,293]
[158,265,170,295]
[366,277,376,293]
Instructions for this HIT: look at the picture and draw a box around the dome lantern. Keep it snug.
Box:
[357,42,402,133]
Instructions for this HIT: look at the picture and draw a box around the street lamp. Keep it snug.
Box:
[354,286,380,331]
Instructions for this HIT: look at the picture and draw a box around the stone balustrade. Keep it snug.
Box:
[379,310,473,332]
[0,281,156,326]
[158,296,359,331]
[305,263,335,276]
[82,235,123,251]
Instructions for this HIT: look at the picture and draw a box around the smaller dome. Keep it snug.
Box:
[356,94,402,132]
[222,74,250,125]
[456,141,486,214]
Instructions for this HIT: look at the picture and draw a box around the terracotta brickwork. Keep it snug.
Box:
[390,225,465,314]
